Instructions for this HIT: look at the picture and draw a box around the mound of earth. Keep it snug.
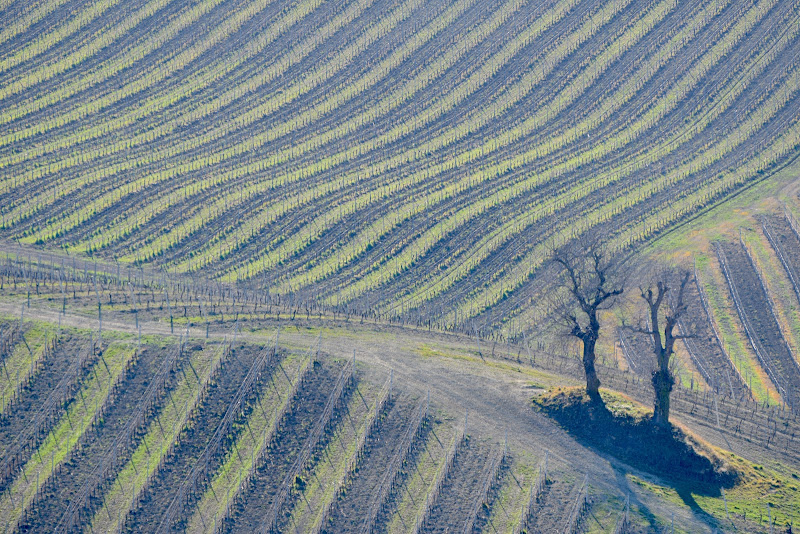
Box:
[533,387,741,493]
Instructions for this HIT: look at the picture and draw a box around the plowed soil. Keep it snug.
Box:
[325,393,422,533]
[421,437,490,533]
[124,344,269,532]
[0,332,86,490]
[17,344,174,533]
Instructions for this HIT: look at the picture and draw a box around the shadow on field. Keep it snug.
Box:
[533,387,740,497]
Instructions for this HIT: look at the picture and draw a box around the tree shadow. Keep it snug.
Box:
[533,388,740,495]
[611,466,662,531]
[674,485,724,529]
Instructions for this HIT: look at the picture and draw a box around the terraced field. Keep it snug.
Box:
[640,184,800,409]
[677,280,749,399]
[715,240,800,409]
[1,0,799,338]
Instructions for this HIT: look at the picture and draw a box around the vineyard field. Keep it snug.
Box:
[0,0,798,339]
[3,0,800,531]
[0,261,796,531]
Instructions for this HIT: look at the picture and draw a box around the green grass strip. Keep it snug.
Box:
[232,0,748,292]
[0,0,325,171]
[423,17,799,326]
[0,321,52,414]
[0,0,271,127]
[0,0,176,105]
[744,226,800,361]
[0,0,122,75]
[295,378,384,533]
[9,0,418,237]
[180,0,626,276]
[281,0,720,294]
[482,452,538,534]
[698,257,775,404]
[385,417,454,533]
[0,0,74,48]
[96,0,493,259]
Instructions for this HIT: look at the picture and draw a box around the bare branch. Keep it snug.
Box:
[671,333,696,340]
[549,235,627,398]
[622,324,656,336]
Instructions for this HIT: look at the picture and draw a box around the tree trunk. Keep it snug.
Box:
[582,336,601,400]
[652,367,673,427]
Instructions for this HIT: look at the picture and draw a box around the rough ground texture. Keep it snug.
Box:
[125,344,266,533]
[679,281,750,400]
[1,298,797,532]
[325,393,420,534]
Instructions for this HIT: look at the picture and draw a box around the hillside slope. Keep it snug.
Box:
[642,165,800,410]
[0,274,797,533]
[1,0,799,335]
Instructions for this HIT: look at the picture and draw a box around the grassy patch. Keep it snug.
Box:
[481,450,542,534]
[384,412,454,533]
[648,156,800,258]
[0,320,53,414]
[745,226,800,362]
[629,461,800,532]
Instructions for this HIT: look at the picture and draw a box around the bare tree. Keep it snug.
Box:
[634,269,692,427]
[551,238,625,401]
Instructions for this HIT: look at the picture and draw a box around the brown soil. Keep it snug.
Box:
[324,392,425,534]
[717,242,800,409]
[0,332,86,490]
